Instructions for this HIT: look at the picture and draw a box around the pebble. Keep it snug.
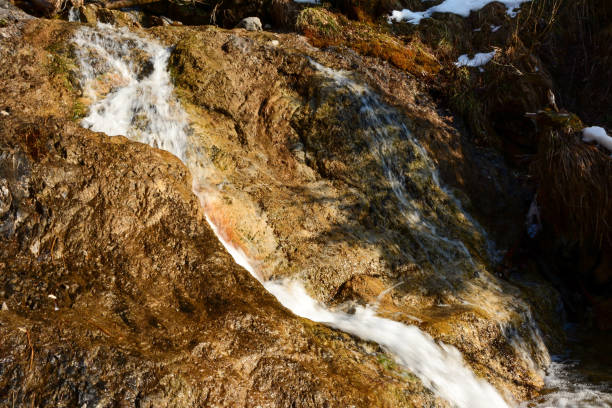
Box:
[1,302,8,311]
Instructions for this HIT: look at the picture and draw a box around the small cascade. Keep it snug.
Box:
[67,7,80,22]
[307,62,554,379]
[522,358,612,408]
[72,25,187,160]
[72,23,512,408]
[310,61,480,270]
[207,215,510,408]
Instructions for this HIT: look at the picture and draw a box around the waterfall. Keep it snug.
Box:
[72,23,514,408]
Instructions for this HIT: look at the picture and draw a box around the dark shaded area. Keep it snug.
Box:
[386,0,612,334]
[140,0,303,28]
[540,0,612,130]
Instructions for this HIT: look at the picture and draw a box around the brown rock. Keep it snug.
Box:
[78,4,142,28]
[158,25,557,400]
[0,18,446,408]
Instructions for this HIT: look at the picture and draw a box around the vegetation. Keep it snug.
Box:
[296,7,440,78]
[531,112,611,249]
[72,99,87,120]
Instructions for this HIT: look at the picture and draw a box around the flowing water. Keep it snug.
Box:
[522,359,612,408]
[306,61,550,378]
[71,23,611,408]
[67,7,79,22]
[309,60,488,269]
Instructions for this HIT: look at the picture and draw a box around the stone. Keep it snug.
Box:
[77,4,141,28]
[0,178,11,217]
[236,16,262,31]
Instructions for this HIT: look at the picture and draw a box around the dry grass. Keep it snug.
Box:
[531,119,612,249]
[296,7,440,78]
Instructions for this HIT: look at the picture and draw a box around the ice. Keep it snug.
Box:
[582,126,612,153]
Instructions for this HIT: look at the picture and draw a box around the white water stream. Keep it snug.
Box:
[70,23,610,408]
[522,358,612,408]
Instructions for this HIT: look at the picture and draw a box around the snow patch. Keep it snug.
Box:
[455,50,496,67]
[582,126,612,154]
[390,0,532,24]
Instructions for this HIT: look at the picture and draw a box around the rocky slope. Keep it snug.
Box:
[0,11,448,408]
[3,0,609,405]
[154,23,558,399]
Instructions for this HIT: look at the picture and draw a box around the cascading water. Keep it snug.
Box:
[72,26,187,161]
[521,358,612,408]
[72,23,510,408]
[67,7,79,22]
[70,23,612,408]
[309,61,482,270]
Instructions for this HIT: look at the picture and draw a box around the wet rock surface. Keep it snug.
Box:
[3,0,610,405]
[0,18,448,408]
[155,24,557,399]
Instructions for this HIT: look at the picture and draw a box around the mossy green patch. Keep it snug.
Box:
[296,7,341,39]
[377,353,398,371]
[46,41,79,94]
[72,100,87,121]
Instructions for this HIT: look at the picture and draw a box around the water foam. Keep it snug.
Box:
[521,358,612,408]
[72,23,514,408]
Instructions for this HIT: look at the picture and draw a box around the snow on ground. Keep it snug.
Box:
[390,0,532,24]
[582,126,612,154]
[455,50,496,67]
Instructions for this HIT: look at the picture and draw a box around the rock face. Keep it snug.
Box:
[0,118,444,407]
[158,24,558,400]
[0,17,449,408]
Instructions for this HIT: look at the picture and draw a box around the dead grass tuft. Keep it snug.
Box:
[296,7,440,78]
[531,118,612,249]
